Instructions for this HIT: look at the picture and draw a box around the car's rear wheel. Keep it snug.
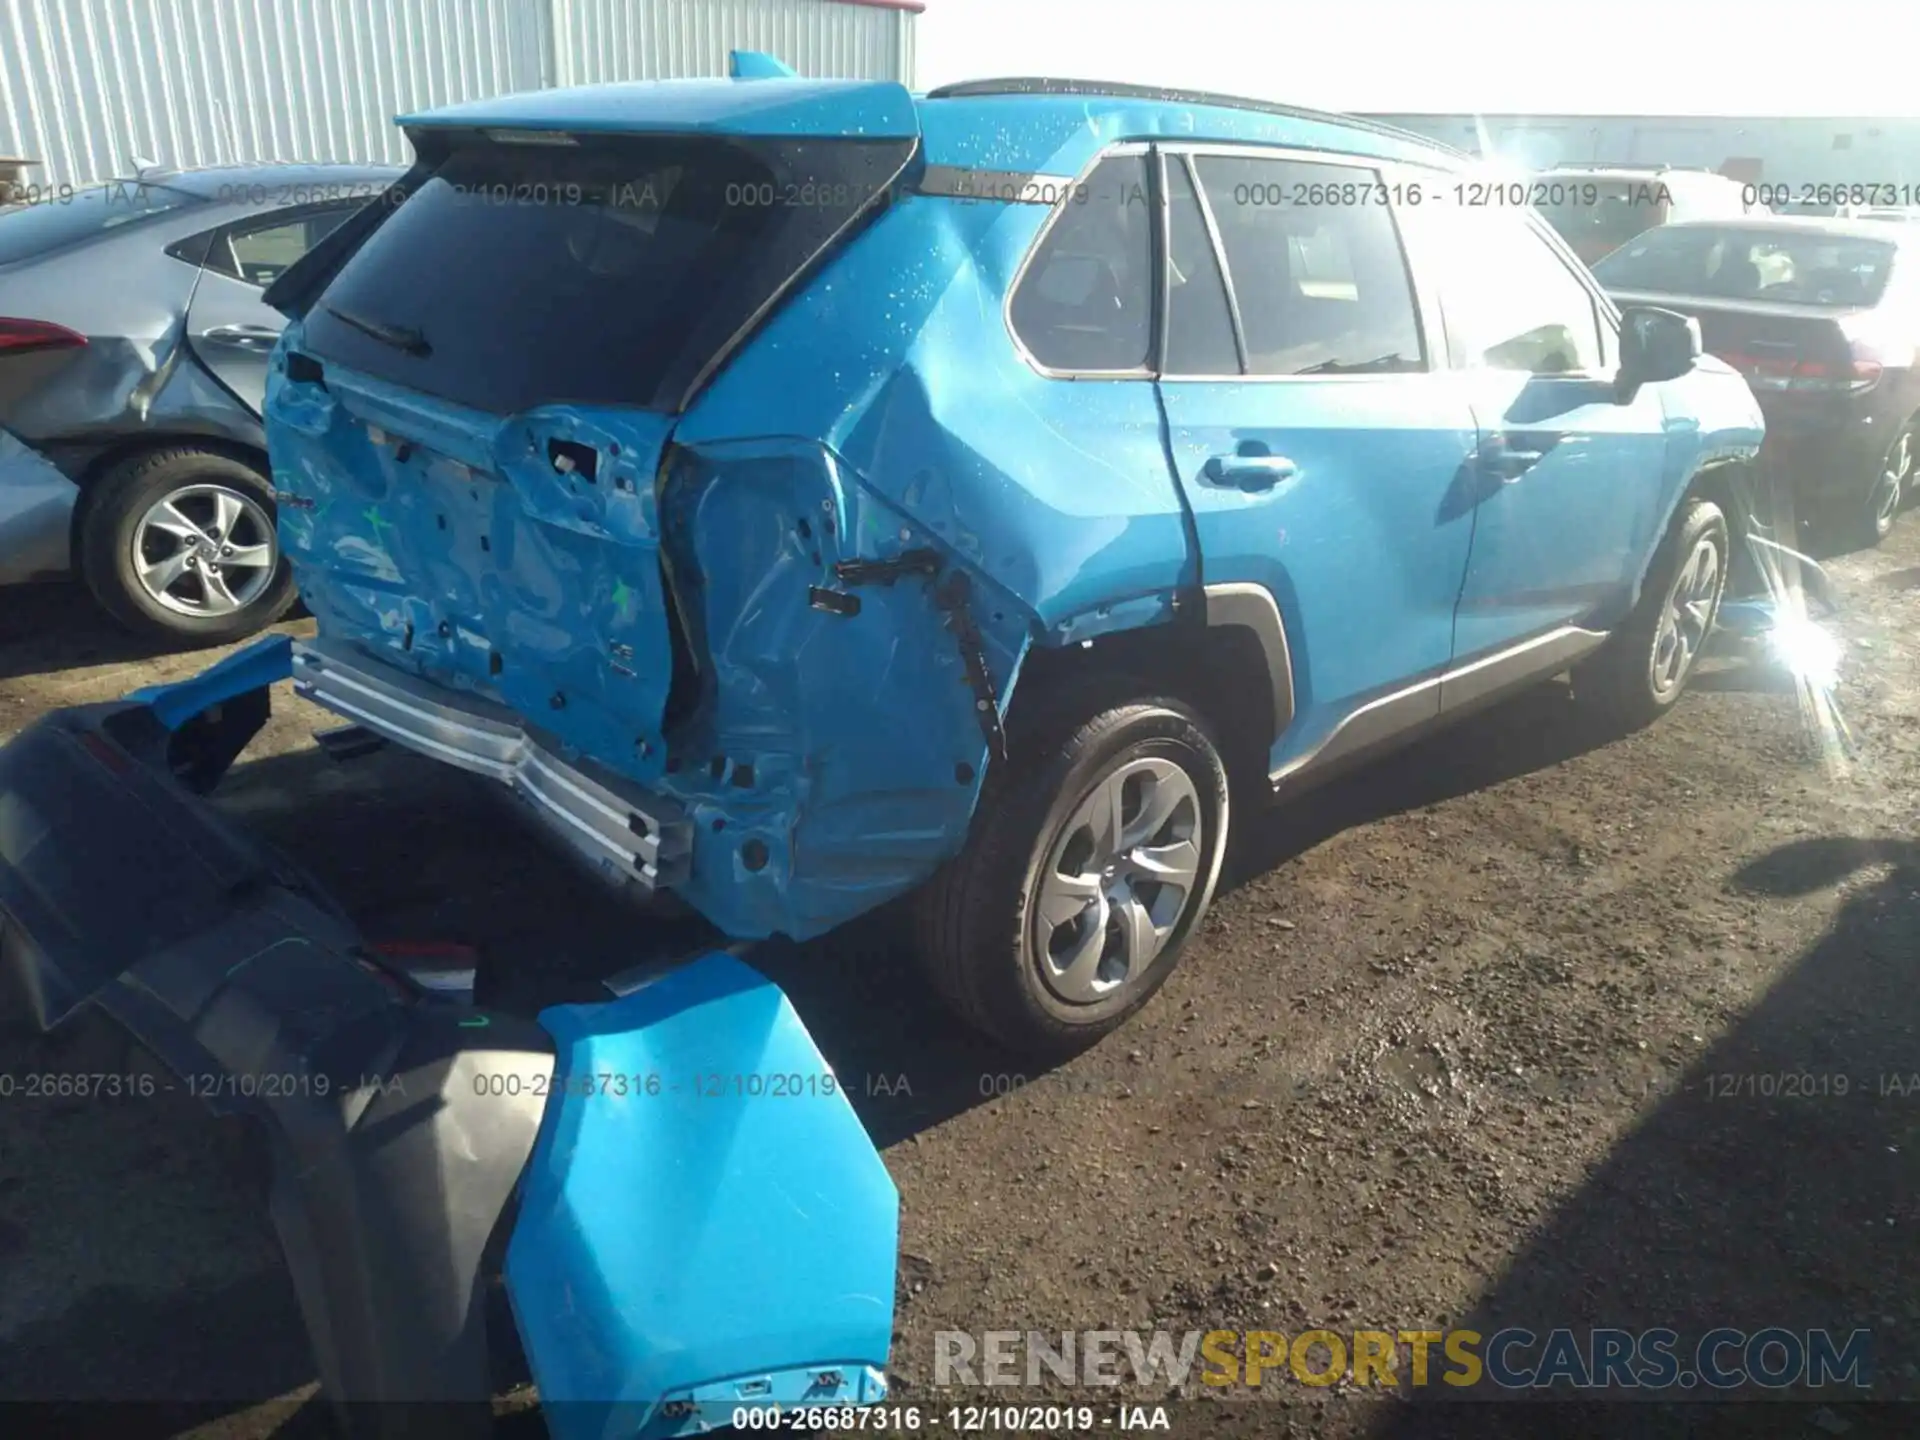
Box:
[80,446,296,645]
[914,697,1229,1058]
[1859,425,1913,548]
[1574,496,1729,730]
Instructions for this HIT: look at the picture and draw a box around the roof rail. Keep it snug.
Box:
[922,77,1471,158]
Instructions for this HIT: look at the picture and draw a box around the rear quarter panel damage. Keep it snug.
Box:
[664,187,1197,935]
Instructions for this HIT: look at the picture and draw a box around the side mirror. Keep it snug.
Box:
[1617,305,1701,391]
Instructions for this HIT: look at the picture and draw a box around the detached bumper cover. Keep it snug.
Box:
[0,648,898,1432]
[511,957,897,1440]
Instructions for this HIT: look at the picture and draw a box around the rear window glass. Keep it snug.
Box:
[301,134,911,414]
[1593,226,1896,307]
[0,182,198,265]
[1536,180,1670,257]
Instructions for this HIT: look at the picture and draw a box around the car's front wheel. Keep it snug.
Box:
[914,697,1230,1057]
[79,446,296,645]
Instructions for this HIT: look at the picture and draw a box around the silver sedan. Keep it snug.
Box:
[0,161,402,642]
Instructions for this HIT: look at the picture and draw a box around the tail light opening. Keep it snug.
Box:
[1713,344,1883,394]
[0,317,88,355]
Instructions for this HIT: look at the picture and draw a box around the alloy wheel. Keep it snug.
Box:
[1649,534,1722,700]
[1872,430,1912,537]
[131,483,278,618]
[1030,756,1204,1007]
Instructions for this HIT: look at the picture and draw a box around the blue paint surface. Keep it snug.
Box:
[127,633,293,730]
[265,73,1767,945]
[506,953,897,1439]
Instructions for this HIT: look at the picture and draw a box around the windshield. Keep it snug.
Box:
[301,133,912,415]
[1592,225,1896,306]
[1535,179,1670,258]
[0,181,198,265]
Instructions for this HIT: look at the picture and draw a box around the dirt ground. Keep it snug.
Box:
[1,518,1917,1439]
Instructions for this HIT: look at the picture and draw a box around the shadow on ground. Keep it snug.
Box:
[0,581,185,683]
[1352,835,1920,1439]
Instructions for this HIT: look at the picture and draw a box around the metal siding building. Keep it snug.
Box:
[1361,113,1920,191]
[0,0,919,190]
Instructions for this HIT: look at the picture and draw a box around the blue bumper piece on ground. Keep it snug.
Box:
[125,632,294,730]
[0,642,898,1435]
[508,952,898,1439]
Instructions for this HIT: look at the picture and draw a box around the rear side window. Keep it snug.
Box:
[1192,155,1425,375]
[212,204,361,288]
[0,183,197,265]
[1008,153,1154,373]
[301,133,912,414]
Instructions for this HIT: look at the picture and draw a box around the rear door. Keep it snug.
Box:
[1150,147,1480,778]
[1400,202,1671,671]
[184,202,363,411]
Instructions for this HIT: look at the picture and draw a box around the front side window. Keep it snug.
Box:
[1190,155,1425,376]
[1008,153,1155,372]
[1434,209,1606,374]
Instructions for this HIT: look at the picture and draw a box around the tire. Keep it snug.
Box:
[1853,424,1914,550]
[79,446,295,645]
[913,697,1230,1058]
[1573,497,1729,731]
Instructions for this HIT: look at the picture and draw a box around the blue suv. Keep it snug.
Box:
[259,69,1764,1056]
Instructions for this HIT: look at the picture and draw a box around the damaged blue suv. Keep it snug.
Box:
[262,70,1764,1056]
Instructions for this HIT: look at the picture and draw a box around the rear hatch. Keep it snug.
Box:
[263,83,917,765]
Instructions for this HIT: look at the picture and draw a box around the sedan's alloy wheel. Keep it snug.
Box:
[131,482,278,618]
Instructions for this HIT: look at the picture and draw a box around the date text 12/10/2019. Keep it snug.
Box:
[728,1404,1172,1431]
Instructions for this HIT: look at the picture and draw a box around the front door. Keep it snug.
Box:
[1400,203,1673,680]
[1151,147,1481,777]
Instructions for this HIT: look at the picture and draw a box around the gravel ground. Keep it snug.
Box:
[1,518,1916,1439]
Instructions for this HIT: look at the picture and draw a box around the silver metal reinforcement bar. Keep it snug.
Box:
[291,639,691,892]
